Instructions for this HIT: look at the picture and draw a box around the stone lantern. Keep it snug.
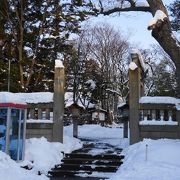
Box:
[68,103,84,138]
[0,92,27,161]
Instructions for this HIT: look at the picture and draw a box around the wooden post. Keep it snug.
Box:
[123,119,128,138]
[38,108,42,119]
[29,108,35,119]
[52,60,64,143]
[129,52,144,144]
[176,110,180,138]
[46,108,50,120]
[73,118,78,138]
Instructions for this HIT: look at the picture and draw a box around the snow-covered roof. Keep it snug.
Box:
[15,92,53,104]
[65,101,85,109]
[139,96,180,110]
[0,92,27,105]
[15,92,95,109]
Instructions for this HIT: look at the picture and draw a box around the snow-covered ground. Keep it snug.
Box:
[0,124,180,180]
[111,139,180,180]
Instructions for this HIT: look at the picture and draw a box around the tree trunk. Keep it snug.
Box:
[147,0,180,97]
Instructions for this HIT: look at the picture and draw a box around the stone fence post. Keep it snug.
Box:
[52,60,64,143]
[129,50,145,144]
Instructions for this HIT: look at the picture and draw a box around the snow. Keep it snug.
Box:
[0,92,27,105]
[0,151,48,180]
[65,92,95,109]
[1,124,180,179]
[139,120,178,126]
[117,102,126,108]
[64,124,128,149]
[140,96,180,110]
[15,92,53,104]
[55,59,64,68]
[15,92,95,109]
[171,32,180,48]
[130,49,146,71]
[26,119,53,123]
[148,10,167,27]
[24,136,82,175]
[93,0,130,11]
[86,79,96,90]
[92,0,149,12]
[129,61,138,70]
[111,139,180,180]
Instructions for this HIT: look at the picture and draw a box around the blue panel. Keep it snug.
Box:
[9,109,19,160]
[0,108,7,152]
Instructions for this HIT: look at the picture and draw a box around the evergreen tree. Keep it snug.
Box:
[0,0,92,92]
[169,0,180,32]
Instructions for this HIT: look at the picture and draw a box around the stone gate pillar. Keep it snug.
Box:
[129,49,145,144]
[53,60,64,143]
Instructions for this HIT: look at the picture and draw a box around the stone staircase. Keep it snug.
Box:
[48,139,124,179]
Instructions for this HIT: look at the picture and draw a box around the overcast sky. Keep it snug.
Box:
[85,0,175,49]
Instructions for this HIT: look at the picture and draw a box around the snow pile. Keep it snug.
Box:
[0,151,47,180]
[148,10,167,29]
[24,136,82,175]
[55,59,64,68]
[111,139,180,180]
[0,92,27,105]
[140,96,180,110]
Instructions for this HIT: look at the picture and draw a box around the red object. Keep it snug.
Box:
[0,103,28,108]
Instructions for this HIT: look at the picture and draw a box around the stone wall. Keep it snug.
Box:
[26,122,53,141]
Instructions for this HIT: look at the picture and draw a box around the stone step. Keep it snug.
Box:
[65,153,124,160]
[49,169,92,177]
[53,163,118,172]
[61,158,123,166]
[49,169,110,178]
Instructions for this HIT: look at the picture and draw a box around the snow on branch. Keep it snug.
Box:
[148,10,168,30]
[94,0,151,15]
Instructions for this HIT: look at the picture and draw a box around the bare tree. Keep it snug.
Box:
[92,0,180,96]
[80,23,129,120]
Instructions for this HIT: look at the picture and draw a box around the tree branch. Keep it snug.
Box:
[102,6,151,15]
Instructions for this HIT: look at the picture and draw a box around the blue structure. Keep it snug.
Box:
[0,92,27,161]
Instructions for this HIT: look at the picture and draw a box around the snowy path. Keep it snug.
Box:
[50,137,124,179]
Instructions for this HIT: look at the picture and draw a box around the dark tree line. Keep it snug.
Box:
[0,0,93,92]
